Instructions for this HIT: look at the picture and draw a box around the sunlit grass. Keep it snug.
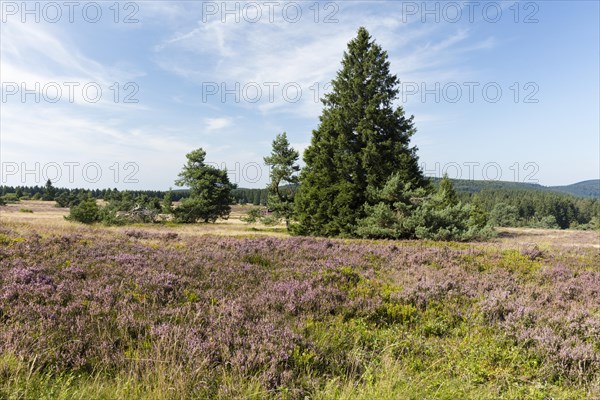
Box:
[0,201,598,398]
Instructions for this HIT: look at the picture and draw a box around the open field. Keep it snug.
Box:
[0,201,599,399]
[0,201,288,238]
[1,201,598,248]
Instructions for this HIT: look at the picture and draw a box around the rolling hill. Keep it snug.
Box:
[547,180,600,198]
[432,178,600,199]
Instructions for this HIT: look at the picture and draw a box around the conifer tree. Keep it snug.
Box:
[264,132,299,227]
[161,189,174,214]
[174,148,234,223]
[438,174,459,208]
[42,179,56,201]
[294,27,427,236]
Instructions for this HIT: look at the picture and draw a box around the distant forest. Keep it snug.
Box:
[444,178,600,199]
[1,178,598,230]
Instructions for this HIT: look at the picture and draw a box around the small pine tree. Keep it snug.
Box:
[356,173,429,239]
[241,207,262,224]
[162,189,174,214]
[437,175,458,208]
[469,194,489,229]
[55,192,71,208]
[489,203,519,227]
[412,177,495,241]
[263,132,299,228]
[65,196,100,224]
[174,148,234,223]
[358,175,494,241]
[42,179,56,201]
[252,190,261,206]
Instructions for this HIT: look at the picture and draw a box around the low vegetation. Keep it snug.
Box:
[0,224,597,398]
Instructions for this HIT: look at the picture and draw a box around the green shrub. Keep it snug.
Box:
[356,175,494,241]
[529,215,560,229]
[65,198,100,224]
[260,214,281,226]
[241,207,263,224]
[489,203,519,227]
[55,192,80,208]
[1,193,19,203]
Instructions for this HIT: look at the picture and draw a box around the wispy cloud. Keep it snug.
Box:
[152,3,496,119]
[205,117,232,132]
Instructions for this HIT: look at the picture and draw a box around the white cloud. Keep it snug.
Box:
[205,117,232,131]
[1,22,145,110]
[152,4,496,120]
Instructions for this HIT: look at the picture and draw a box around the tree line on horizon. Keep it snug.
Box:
[1,28,598,236]
[2,178,597,231]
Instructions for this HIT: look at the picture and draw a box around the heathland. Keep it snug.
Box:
[0,201,598,399]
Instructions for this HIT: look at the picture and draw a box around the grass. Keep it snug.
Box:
[0,318,591,399]
[0,201,598,399]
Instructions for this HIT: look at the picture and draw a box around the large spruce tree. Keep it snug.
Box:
[293,27,428,236]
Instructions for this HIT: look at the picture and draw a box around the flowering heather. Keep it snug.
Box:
[0,225,598,398]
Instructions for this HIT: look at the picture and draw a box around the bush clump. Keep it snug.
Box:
[65,197,100,224]
[356,174,495,241]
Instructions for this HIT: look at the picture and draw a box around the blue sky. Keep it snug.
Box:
[1,0,598,189]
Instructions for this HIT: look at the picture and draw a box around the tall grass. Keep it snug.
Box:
[0,224,597,399]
